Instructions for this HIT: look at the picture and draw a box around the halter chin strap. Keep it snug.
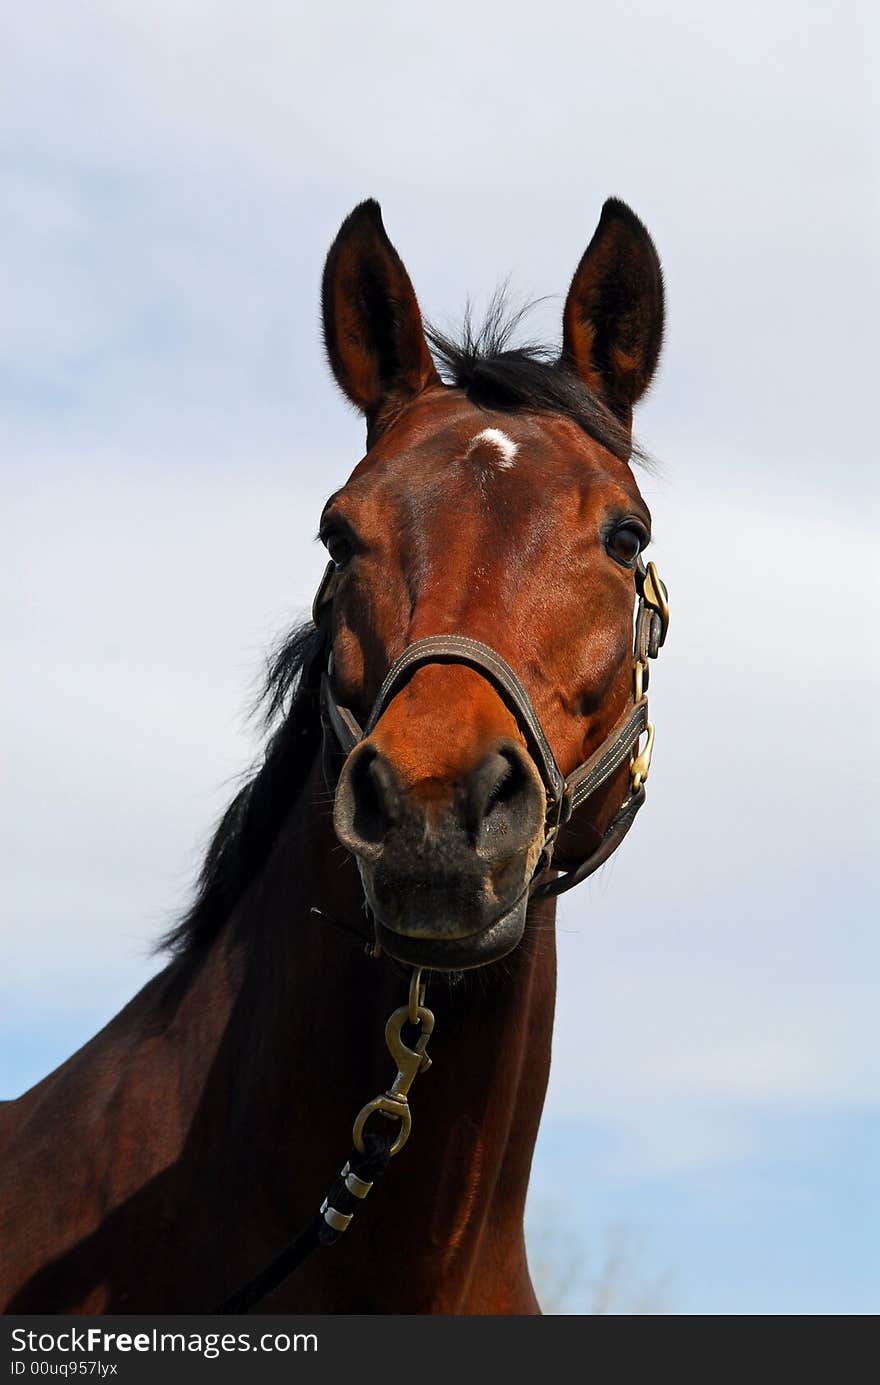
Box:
[314,557,668,899]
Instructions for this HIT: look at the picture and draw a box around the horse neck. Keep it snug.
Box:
[197,754,559,1311]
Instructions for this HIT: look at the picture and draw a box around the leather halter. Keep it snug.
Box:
[313,558,668,899]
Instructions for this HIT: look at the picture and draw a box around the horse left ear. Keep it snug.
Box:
[561,198,664,425]
[322,200,440,437]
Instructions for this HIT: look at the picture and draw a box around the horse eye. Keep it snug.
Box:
[606,524,646,567]
[323,530,354,569]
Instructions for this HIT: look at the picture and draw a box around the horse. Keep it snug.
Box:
[0,196,667,1314]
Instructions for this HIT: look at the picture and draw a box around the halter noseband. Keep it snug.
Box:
[313,557,668,899]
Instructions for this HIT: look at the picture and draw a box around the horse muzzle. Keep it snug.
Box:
[333,738,546,969]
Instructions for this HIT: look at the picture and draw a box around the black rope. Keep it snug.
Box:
[216,1132,394,1314]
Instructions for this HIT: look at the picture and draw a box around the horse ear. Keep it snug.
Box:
[322,200,439,432]
[561,198,664,424]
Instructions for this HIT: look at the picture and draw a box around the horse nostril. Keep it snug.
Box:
[468,742,541,853]
[337,745,402,853]
[336,738,543,869]
[469,752,515,824]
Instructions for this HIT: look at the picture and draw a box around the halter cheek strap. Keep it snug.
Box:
[315,559,668,899]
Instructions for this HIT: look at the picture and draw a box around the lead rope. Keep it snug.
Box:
[216,969,433,1314]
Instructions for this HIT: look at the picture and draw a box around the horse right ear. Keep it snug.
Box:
[561,198,664,427]
[321,201,439,436]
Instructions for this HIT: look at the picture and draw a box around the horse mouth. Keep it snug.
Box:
[372,893,529,971]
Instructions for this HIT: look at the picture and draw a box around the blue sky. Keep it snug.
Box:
[2,1,876,1314]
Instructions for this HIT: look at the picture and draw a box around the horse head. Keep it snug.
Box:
[319,199,665,970]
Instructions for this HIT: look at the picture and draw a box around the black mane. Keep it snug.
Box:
[160,620,327,956]
[426,293,644,464]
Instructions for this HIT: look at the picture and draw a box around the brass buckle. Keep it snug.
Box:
[631,657,654,791]
[634,657,647,704]
[630,720,655,792]
[641,560,669,648]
